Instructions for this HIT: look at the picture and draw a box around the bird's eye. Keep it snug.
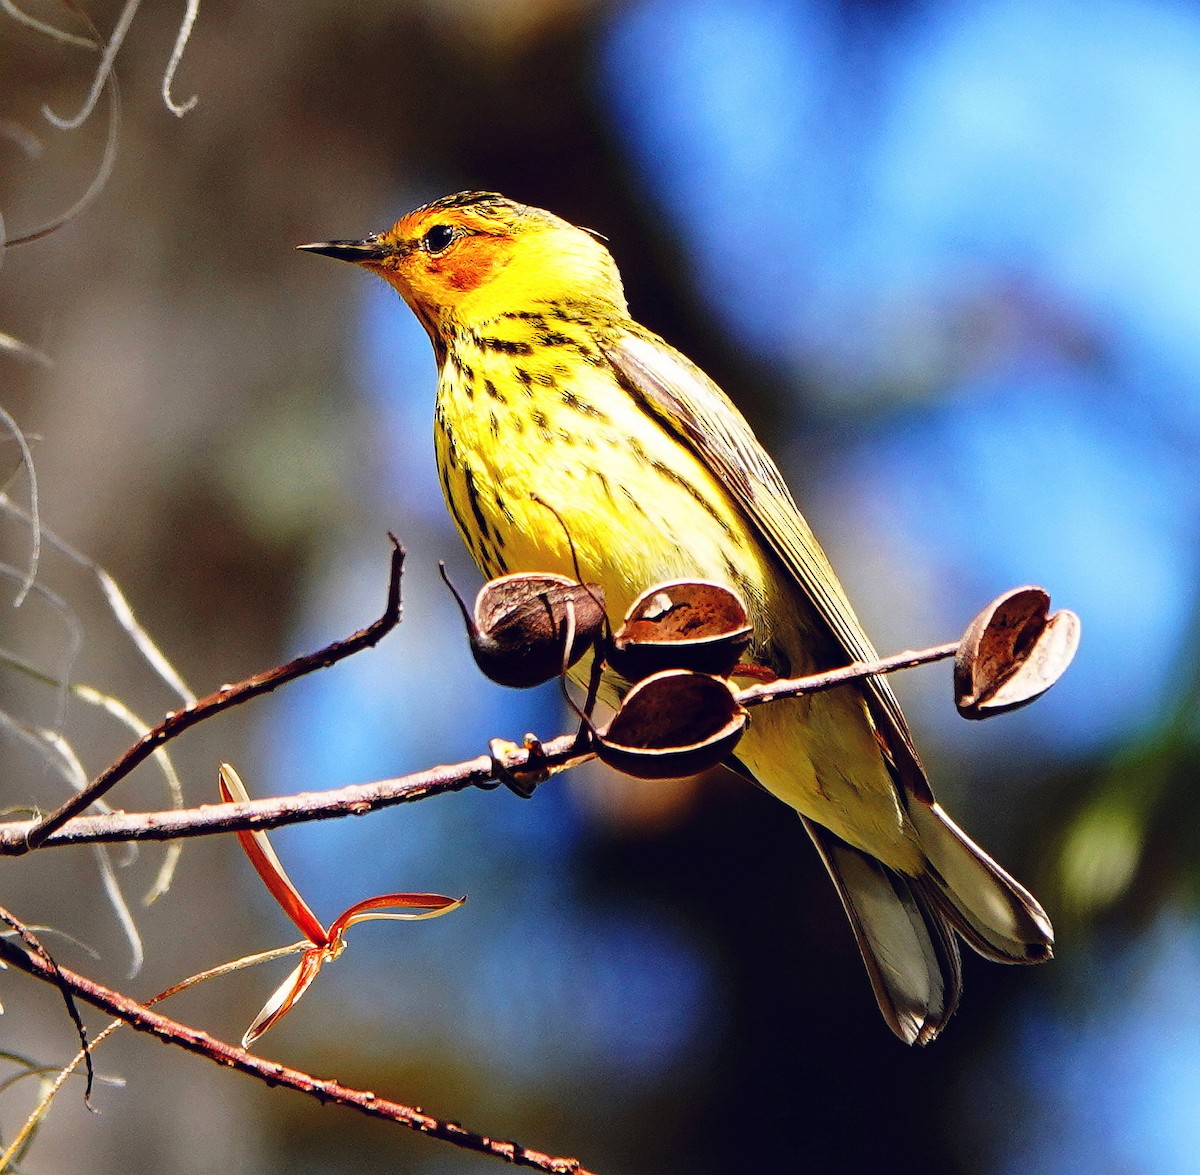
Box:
[422,224,457,254]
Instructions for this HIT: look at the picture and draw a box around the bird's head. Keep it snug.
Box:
[299,192,628,345]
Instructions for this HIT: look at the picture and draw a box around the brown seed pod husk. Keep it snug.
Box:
[445,570,606,689]
[597,669,747,779]
[955,585,1080,719]
[608,580,753,681]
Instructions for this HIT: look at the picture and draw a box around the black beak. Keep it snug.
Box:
[296,238,390,263]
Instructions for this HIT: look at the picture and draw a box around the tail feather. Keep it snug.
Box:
[803,817,961,1046]
[804,801,1053,1044]
[907,801,1054,965]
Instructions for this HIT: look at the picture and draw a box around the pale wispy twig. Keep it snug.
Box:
[161,0,199,117]
[0,496,194,704]
[41,0,139,131]
[0,712,144,976]
[0,0,96,49]
[0,411,40,606]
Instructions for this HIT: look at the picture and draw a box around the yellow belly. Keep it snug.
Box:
[434,353,919,872]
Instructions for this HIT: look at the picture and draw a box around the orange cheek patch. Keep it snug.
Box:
[433,251,490,292]
[440,236,514,293]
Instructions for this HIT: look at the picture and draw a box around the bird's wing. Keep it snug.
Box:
[603,329,931,801]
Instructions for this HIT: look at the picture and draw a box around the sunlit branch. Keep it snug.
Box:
[14,537,405,853]
[0,637,961,853]
[0,907,93,1097]
[0,924,595,1175]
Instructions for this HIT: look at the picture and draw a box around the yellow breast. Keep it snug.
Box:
[432,308,914,868]
[433,309,791,661]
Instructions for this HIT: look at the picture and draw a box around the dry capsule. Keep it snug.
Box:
[608,580,753,682]
[955,585,1080,719]
[443,568,606,689]
[596,669,748,779]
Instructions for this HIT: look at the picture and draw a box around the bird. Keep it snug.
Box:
[298,191,1053,1044]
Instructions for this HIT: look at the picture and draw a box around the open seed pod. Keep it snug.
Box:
[444,569,606,688]
[597,669,747,779]
[955,586,1080,719]
[607,580,753,681]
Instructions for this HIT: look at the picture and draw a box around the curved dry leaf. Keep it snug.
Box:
[218,763,328,947]
[220,764,466,1049]
[598,669,747,779]
[330,892,465,937]
[609,580,752,681]
[955,586,1081,719]
[242,950,325,1049]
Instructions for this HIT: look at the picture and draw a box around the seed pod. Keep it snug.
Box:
[597,669,747,779]
[608,580,753,681]
[955,586,1080,719]
[443,568,606,688]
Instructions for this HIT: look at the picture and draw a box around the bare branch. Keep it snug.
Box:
[15,538,406,852]
[0,636,959,853]
[0,908,93,1098]
[0,732,588,850]
[0,577,1075,856]
[737,641,960,707]
[0,919,596,1174]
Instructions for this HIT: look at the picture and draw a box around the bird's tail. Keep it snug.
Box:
[803,803,1053,1045]
[906,799,1054,965]
[803,816,961,1046]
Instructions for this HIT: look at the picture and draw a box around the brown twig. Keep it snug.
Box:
[737,641,960,707]
[17,537,406,853]
[0,637,960,853]
[0,907,94,1098]
[0,733,590,850]
[0,917,594,1174]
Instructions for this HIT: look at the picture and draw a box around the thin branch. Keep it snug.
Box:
[737,641,960,707]
[0,926,595,1174]
[2,944,302,1167]
[0,733,588,850]
[0,636,960,853]
[16,537,406,852]
[0,909,93,1098]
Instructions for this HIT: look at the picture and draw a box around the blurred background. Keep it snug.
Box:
[2,0,1199,1171]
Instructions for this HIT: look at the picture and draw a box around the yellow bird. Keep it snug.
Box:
[300,192,1053,1044]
